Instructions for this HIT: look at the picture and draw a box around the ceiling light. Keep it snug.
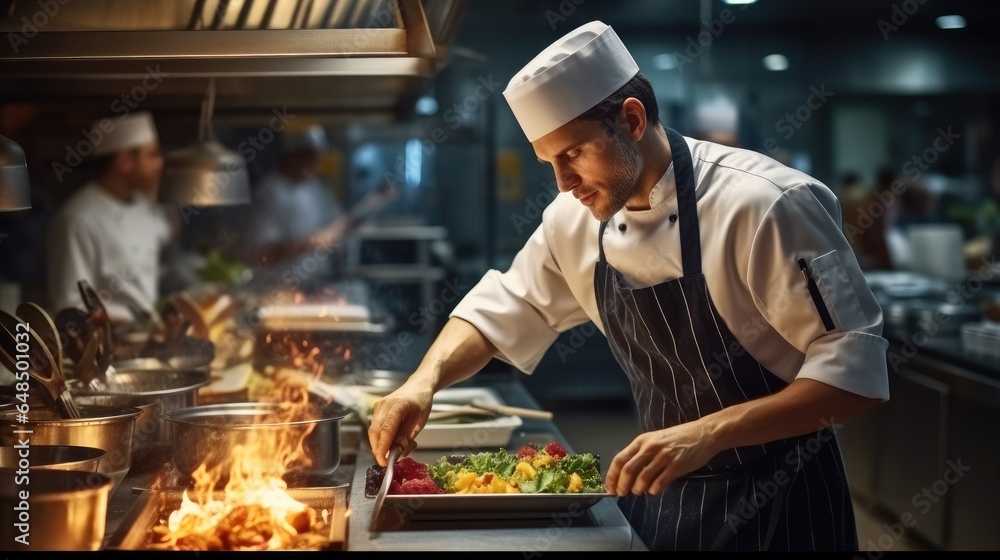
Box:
[935,15,966,29]
[652,53,677,71]
[0,134,30,212]
[722,0,757,5]
[160,80,250,207]
[762,54,789,71]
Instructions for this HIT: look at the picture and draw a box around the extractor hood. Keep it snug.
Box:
[0,0,465,121]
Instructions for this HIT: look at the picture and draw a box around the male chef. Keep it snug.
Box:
[368,21,889,551]
[48,111,177,323]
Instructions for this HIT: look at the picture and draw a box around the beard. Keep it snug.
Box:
[589,134,643,222]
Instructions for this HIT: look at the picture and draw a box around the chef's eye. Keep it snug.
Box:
[565,149,581,160]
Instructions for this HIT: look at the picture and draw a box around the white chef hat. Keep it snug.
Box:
[503,21,639,142]
[91,111,158,157]
[281,123,328,153]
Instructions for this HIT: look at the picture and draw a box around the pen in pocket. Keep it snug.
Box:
[798,258,836,332]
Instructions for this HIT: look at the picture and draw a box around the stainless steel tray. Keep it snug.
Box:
[105,486,348,550]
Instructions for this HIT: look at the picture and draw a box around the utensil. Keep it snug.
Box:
[0,444,105,472]
[16,302,63,369]
[171,292,210,338]
[75,326,108,392]
[70,368,209,444]
[54,307,93,364]
[0,404,141,494]
[162,401,350,484]
[469,399,554,420]
[77,279,115,375]
[0,310,81,418]
[370,444,402,532]
[0,468,113,551]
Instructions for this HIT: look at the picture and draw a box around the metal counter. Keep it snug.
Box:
[346,378,646,552]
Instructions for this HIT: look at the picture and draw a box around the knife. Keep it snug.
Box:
[369,444,402,533]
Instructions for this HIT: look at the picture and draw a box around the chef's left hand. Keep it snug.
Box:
[605,420,721,496]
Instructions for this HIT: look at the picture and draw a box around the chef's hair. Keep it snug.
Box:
[575,71,660,135]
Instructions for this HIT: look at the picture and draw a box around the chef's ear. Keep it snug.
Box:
[618,97,647,142]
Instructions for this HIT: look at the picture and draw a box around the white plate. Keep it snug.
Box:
[359,386,523,449]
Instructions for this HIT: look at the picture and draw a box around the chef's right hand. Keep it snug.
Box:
[368,379,434,467]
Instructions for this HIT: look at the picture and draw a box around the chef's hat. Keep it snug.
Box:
[503,21,639,142]
[91,112,158,157]
[281,123,328,153]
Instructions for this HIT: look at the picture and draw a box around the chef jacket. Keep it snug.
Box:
[48,182,172,322]
[250,172,345,280]
[451,135,890,401]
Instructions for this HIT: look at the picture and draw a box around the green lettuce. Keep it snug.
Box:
[465,450,518,479]
[428,456,459,492]
[519,467,569,494]
[559,453,606,493]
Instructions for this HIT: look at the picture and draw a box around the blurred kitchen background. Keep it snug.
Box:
[2,0,1000,551]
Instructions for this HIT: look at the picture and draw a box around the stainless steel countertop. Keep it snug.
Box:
[347,379,646,552]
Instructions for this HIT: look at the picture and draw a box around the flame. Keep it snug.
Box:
[152,382,331,550]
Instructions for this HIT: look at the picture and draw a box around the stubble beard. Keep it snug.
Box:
[589,134,643,222]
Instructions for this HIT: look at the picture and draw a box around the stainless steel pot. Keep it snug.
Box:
[0,444,105,472]
[162,401,350,483]
[70,368,210,443]
[70,396,161,451]
[0,467,112,550]
[0,404,141,494]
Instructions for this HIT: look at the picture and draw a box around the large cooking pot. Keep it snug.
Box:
[0,445,105,472]
[0,467,112,551]
[70,368,210,444]
[162,401,350,484]
[0,404,141,494]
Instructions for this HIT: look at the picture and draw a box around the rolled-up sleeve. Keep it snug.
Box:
[747,183,889,401]
[450,217,591,374]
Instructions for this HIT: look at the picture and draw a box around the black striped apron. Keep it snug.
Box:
[595,128,858,551]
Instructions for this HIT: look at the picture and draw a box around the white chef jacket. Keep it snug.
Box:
[48,182,172,322]
[250,172,345,278]
[451,135,890,401]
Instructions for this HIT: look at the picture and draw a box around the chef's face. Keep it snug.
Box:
[534,119,643,222]
[120,140,164,195]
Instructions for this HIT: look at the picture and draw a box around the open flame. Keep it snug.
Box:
[152,380,331,550]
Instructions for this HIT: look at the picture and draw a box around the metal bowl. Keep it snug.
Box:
[0,405,141,494]
[163,401,350,484]
[70,396,161,451]
[70,369,211,443]
[0,467,112,550]
[0,445,105,472]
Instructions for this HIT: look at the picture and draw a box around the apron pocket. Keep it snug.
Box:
[809,250,869,332]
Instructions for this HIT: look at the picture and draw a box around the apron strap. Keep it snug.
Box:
[664,128,702,277]
[597,219,609,263]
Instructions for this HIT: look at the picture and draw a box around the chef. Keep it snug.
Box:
[250,124,397,284]
[368,21,889,551]
[48,111,176,323]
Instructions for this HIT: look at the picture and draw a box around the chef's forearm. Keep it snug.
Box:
[702,378,881,454]
[410,317,499,393]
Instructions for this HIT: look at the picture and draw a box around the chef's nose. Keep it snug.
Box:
[553,164,580,193]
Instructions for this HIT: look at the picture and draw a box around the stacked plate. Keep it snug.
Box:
[961,321,1000,360]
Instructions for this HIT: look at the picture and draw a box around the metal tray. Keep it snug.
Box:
[374,492,615,521]
[105,486,348,550]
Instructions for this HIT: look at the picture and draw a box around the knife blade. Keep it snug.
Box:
[370,444,402,533]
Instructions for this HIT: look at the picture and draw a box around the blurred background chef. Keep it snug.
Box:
[47,111,178,324]
[248,123,398,290]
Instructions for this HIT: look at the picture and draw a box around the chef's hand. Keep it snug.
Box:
[605,421,722,496]
[368,379,434,467]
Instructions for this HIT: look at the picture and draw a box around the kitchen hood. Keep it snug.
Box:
[0,0,465,121]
